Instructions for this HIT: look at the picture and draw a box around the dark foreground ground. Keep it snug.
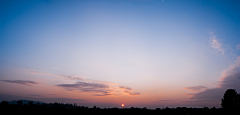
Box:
[1,105,239,115]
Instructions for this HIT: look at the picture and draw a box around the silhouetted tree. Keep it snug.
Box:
[221,89,240,110]
[142,107,147,110]
[17,100,23,106]
[1,101,9,106]
[53,102,61,109]
[237,94,240,109]
[28,101,33,106]
[211,107,216,110]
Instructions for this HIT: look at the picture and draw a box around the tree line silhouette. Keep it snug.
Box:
[0,89,239,114]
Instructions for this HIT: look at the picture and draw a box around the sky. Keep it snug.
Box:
[0,0,240,109]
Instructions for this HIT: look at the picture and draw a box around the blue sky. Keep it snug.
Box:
[0,0,240,108]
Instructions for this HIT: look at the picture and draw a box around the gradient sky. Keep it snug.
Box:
[0,0,240,109]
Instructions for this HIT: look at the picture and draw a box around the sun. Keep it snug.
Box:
[121,104,124,107]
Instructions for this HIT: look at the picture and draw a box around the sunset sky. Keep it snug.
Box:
[0,0,240,109]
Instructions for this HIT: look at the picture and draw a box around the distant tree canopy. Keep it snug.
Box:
[17,100,23,106]
[221,89,240,110]
[0,101,9,106]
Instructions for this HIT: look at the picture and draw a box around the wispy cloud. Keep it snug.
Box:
[92,94,112,96]
[0,80,38,86]
[119,86,132,90]
[28,70,140,97]
[158,100,172,101]
[236,42,240,50]
[129,92,141,96]
[218,56,240,87]
[28,70,117,86]
[184,86,207,92]
[186,56,240,103]
[209,32,224,55]
[56,82,111,96]
[181,99,207,103]
[44,98,88,102]
[56,82,141,97]
[153,99,174,103]
[28,94,42,97]
[59,75,117,86]
[119,86,141,96]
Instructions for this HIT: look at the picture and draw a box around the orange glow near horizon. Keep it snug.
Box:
[122,104,124,107]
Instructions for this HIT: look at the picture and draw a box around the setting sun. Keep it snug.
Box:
[122,104,124,107]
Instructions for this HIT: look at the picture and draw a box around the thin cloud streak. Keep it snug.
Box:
[209,32,224,55]
[184,86,207,92]
[119,86,141,96]
[56,82,141,97]
[119,86,133,90]
[28,70,118,85]
[28,94,42,97]
[56,82,111,96]
[153,100,174,103]
[181,99,207,103]
[159,100,172,101]
[236,42,240,50]
[0,80,39,86]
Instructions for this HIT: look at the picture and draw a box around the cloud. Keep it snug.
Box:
[181,99,207,103]
[184,86,207,92]
[189,88,225,101]
[56,82,141,96]
[186,56,240,104]
[43,98,88,102]
[128,92,141,96]
[119,86,133,90]
[28,69,140,97]
[28,94,41,97]
[218,56,240,88]
[56,82,111,96]
[61,75,117,86]
[29,70,56,76]
[236,42,240,50]
[59,75,84,81]
[119,86,141,96]
[92,94,112,96]
[158,100,172,101]
[209,32,224,55]
[28,70,117,85]
[153,100,174,103]
[0,80,38,86]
